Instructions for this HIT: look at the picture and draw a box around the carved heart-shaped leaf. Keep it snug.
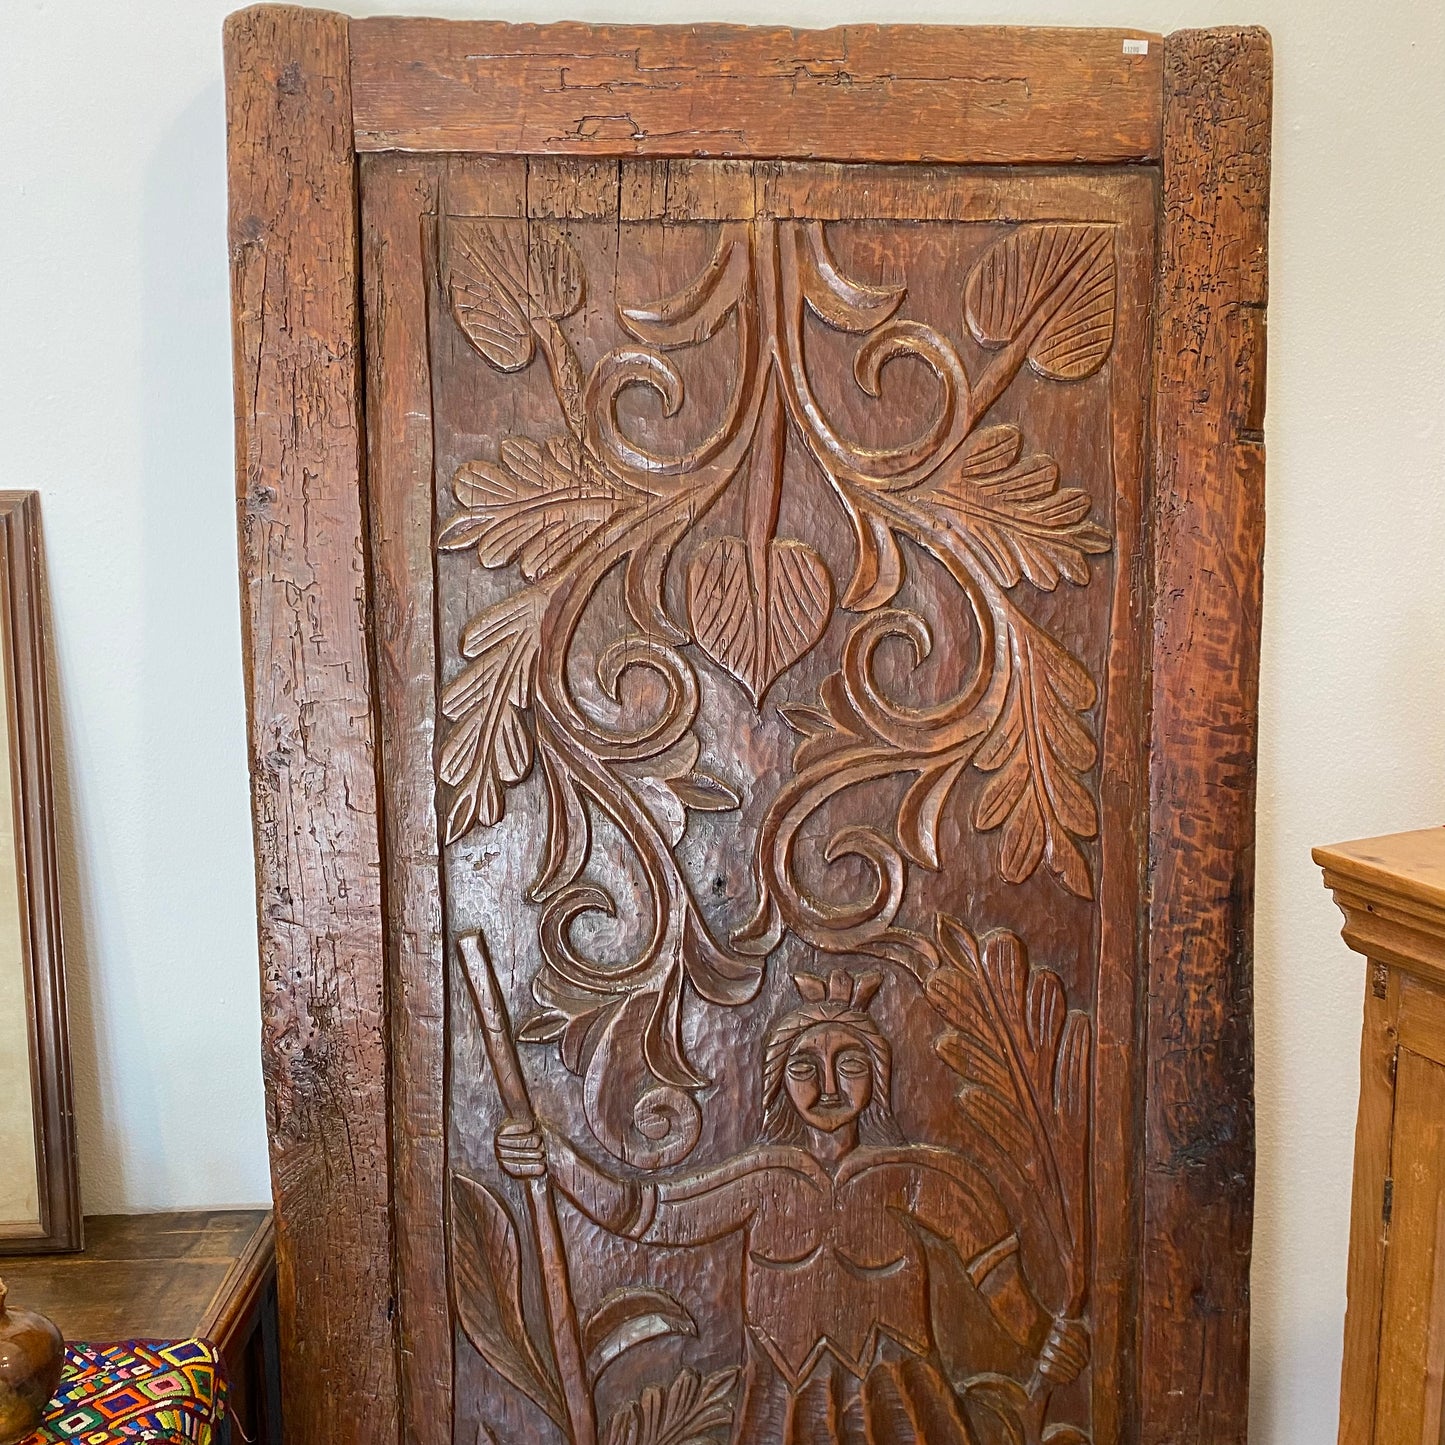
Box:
[450,1171,564,1425]
[687,536,832,704]
[965,223,1117,381]
[445,220,587,371]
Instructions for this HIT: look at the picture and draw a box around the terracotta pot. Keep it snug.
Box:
[0,1278,64,1445]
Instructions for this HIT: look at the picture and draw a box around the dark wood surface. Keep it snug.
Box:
[349,20,1165,163]
[375,154,1153,1445]
[1,1212,269,1345]
[223,11,1270,1442]
[223,10,400,1445]
[361,153,452,1445]
[0,493,79,1256]
[1142,28,1271,1445]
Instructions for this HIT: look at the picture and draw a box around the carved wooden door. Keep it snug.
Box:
[225,13,1270,1445]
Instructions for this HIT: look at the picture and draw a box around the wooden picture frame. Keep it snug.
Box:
[0,492,79,1256]
[224,11,1269,1443]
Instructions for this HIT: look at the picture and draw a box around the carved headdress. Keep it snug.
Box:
[761,968,903,1144]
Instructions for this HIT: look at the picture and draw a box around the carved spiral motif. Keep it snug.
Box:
[437,211,1118,1161]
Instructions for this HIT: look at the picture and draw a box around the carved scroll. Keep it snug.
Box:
[436,197,1122,1445]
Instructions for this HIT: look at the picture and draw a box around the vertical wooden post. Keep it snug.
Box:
[224,8,400,1442]
[360,155,451,1445]
[1145,26,1271,1444]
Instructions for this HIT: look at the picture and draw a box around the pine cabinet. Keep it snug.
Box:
[1318,828,1445,1445]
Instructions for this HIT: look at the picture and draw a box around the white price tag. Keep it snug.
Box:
[1122,38,1150,55]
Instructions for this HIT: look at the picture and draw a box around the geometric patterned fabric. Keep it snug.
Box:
[19,1340,228,1445]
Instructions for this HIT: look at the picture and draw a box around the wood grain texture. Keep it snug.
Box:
[1,1211,270,1343]
[349,20,1164,163]
[361,153,451,1445]
[1335,964,1401,1445]
[222,14,1272,1440]
[1323,839,1445,1445]
[0,493,78,1256]
[1143,27,1271,1445]
[1373,1047,1445,1445]
[398,155,1153,1445]
[223,8,399,1443]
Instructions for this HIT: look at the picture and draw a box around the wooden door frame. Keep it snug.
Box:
[223,10,1270,1443]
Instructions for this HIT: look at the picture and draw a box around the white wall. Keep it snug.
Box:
[2,0,1442,1440]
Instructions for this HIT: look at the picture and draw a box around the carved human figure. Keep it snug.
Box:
[497,968,1088,1445]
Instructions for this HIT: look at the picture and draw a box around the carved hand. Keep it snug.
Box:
[495,1121,548,1179]
[1037,1316,1090,1387]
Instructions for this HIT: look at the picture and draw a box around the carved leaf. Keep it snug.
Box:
[897,756,970,870]
[446,220,535,371]
[965,224,1117,381]
[446,219,587,372]
[624,513,692,643]
[440,436,628,582]
[687,535,833,704]
[670,774,741,811]
[622,736,741,848]
[530,725,592,902]
[929,919,1093,1313]
[925,425,1111,591]
[528,226,585,321]
[602,1368,739,1445]
[515,1009,569,1044]
[972,610,1098,898]
[583,1288,696,1379]
[582,980,704,1169]
[449,1171,564,1425]
[438,588,546,842]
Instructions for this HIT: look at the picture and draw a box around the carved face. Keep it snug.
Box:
[783,1023,875,1133]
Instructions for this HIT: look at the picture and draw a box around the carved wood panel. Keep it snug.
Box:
[365,156,1156,1445]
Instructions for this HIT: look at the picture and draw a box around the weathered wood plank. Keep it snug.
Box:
[350,21,1164,163]
[360,153,451,1445]
[223,8,399,1443]
[1143,25,1271,1444]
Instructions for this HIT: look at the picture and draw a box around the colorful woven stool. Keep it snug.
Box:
[20,1340,228,1445]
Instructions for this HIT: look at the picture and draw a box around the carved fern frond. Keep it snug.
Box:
[601,1368,739,1445]
[437,587,546,842]
[928,918,1092,1311]
[972,607,1099,898]
[440,435,630,582]
[924,425,1111,592]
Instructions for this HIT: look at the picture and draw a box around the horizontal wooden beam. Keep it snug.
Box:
[350,20,1164,163]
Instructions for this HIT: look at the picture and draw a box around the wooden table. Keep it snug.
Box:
[1,1210,280,1445]
[1317,827,1445,1445]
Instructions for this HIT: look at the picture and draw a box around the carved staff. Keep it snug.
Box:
[459,931,598,1445]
